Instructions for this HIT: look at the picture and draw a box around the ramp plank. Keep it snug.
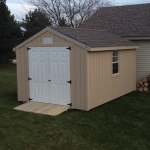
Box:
[14,102,70,116]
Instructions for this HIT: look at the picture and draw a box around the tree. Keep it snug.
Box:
[58,17,70,27]
[21,9,52,39]
[25,0,114,28]
[0,0,22,63]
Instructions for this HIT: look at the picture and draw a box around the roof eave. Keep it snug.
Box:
[122,34,150,37]
[123,36,150,40]
[90,46,139,52]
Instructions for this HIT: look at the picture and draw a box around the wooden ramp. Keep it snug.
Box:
[14,101,70,116]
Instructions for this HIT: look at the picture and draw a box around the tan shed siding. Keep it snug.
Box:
[16,50,21,101]
[73,46,87,110]
[16,31,87,110]
[133,40,150,82]
[87,49,136,110]
[24,46,29,101]
[16,47,29,102]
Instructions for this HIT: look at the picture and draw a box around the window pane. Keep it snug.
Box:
[113,63,118,69]
[113,68,118,74]
[116,68,118,73]
[113,63,115,68]
[113,56,118,62]
[113,57,115,62]
[113,68,116,74]
[115,51,118,56]
[113,51,118,57]
[115,56,118,62]
[112,51,119,74]
[113,51,115,56]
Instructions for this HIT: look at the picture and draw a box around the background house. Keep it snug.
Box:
[80,3,150,82]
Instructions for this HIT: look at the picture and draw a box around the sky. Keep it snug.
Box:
[6,0,150,20]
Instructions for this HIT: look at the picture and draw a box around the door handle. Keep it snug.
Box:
[48,80,51,81]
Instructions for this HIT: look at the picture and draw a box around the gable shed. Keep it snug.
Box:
[13,27,138,111]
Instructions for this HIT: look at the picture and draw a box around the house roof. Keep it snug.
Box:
[80,3,150,37]
[50,27,136,47]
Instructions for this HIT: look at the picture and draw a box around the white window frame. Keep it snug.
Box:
[112,51,119,74]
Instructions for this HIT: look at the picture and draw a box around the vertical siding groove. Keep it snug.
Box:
[100,53,102,105]
[97,52,99,107]
[90,53,93,108]
[90,53,93,109]
[106,52,108,102]
[87,52,90,110]
[21,48,26,101]
[24,46,29,101]
[80,48,85,110]
[97,53,99,107]
[98,53,100,106]
[130,51,132,91]
[93,53,96,108]
[84,50,88,110]
[101,52,103,103]
[16,50,22,101]
[71,45,76,109]
[75,46,81,109]
[94,53,96,107]
[121,51,123,93]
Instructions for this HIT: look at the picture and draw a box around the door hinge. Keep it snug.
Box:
[27,47,31,50]
[29,98,33,101]
[28,77,32,80]
[67,103,72,106]
[67,80,71,84]
[66,46,71,50]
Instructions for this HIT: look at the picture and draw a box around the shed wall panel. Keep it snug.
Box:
[133,40,150,82]
[16,31,87,110]
[16,47,29,102]
[87,49,136,110]
[16,50,21,101]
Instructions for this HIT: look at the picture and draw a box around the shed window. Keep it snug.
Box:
[112,51,119,74]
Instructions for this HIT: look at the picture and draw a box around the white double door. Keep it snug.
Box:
[28,47,70,106]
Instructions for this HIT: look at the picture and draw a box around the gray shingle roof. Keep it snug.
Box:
[50,27,136,47]
[80,3,150,37]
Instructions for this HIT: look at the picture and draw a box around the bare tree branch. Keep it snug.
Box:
[25,0,115,27]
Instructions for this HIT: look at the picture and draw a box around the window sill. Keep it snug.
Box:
[111,73,120,78]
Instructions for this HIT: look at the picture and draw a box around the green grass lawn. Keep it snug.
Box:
[0,64,150,150]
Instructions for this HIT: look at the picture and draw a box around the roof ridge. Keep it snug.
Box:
[49,26,106,32]
[77,28,107,32]
[99,3,150,9]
